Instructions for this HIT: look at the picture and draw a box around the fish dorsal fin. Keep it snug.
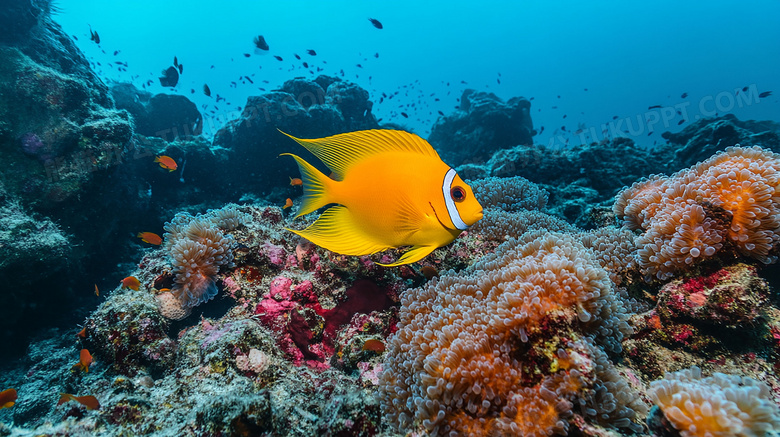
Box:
[279,129,440,179]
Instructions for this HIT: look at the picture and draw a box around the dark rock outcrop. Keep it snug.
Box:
[110,83,203,141]
[460,137,666,202]
[428,89,534,166]
[0,8,139,357]
[0,47,133,209]
[660,114,780,169]
[212,76,379,197]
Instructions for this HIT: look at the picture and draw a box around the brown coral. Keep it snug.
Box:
[614,146,780,279]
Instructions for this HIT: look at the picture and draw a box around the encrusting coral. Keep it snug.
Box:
[379,233,643,436]
[648,366,780,437]
[157,205,249,319]
[614,145,780,280]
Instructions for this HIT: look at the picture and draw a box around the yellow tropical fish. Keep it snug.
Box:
[280,129,483,266]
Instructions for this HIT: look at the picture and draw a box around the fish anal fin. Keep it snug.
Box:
[377,245,436,267]
[287,205,387,256]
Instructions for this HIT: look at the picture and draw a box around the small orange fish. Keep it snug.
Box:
[121,276,140,290]
[362,339,386,353]
[77,327,87,338]
[72,349,93,373]
[420,265,439,280]
[283,198,293,209]
[154,155,177,171]
[0,388,17,409]
[289,177,302,186]
[58,393,100,410]
[137,232,162,245]
[94,284,99,296]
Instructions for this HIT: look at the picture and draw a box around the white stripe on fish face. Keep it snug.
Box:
[442,168,468,230]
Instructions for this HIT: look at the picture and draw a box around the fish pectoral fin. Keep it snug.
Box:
[376,245,436,267]
[286,205,388,256]
[394,194,424,236]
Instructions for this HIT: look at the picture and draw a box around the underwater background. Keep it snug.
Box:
[1,0,780,436]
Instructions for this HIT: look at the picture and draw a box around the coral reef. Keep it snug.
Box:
[429,89,534,166]
[623,263,778,381]
[614,146,780,280]
[3,4,780,434]
[110,83,203,141]
[458,137,666,200]
[83,289,176,376]
[379,233,642,436]
[648,366,780,436]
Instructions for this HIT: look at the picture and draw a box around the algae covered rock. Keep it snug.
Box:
[0,47,133,209]
[212,75,379,196]
[429,89,534,166]
[110,82,202,141]
[0,198,72,341]
[660,113,780,170]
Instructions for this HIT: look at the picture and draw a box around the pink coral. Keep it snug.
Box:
[260,241,287,267]
[254,278,394,367]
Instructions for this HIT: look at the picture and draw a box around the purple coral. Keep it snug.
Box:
[19,132,52,161]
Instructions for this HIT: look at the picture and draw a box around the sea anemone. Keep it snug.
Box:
[379,233,640,435]
[614,146,780,280]
[159,207,247,319]
[648,366,780,436]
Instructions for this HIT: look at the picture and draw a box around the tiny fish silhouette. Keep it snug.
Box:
[159,66,179,87]
[253,35,269,51]
[368,18,383,29]
[89,26,100,44]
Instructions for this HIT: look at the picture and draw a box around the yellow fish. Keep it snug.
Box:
[280,129,483,266]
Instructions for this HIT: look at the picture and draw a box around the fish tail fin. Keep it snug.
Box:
[280,153,334,217]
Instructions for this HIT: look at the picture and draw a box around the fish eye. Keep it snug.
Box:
[451,186,466,202]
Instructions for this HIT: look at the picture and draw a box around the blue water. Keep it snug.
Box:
[57,0,780,148]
